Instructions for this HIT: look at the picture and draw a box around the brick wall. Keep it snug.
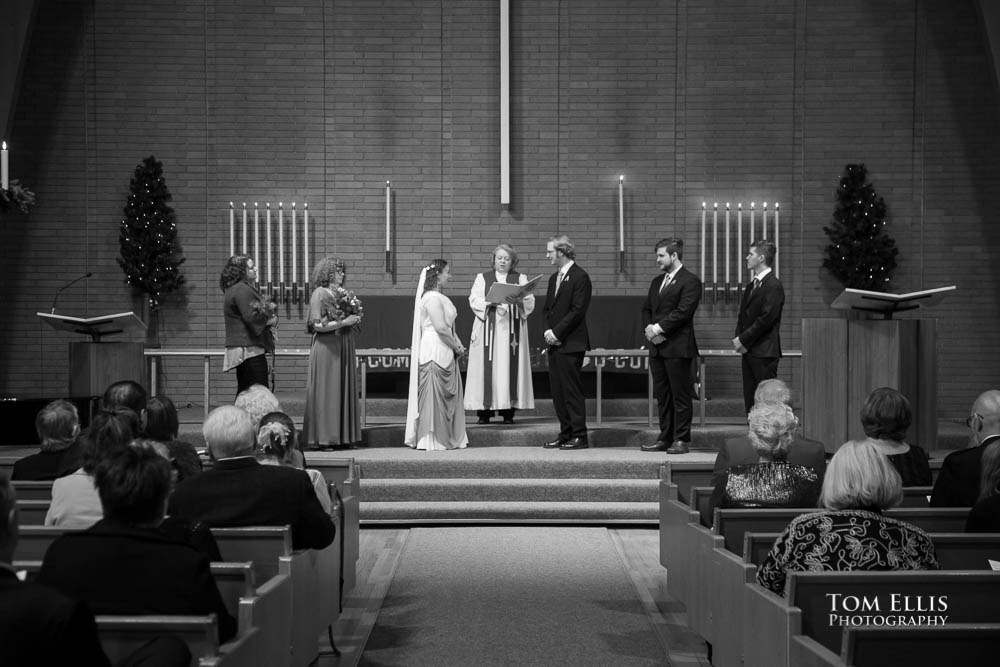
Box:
[2,0,997,418]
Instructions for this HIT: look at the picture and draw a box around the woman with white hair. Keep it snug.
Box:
[709,402,821,512]
[756,440,939,595]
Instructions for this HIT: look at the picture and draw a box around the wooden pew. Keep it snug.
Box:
[744,571,1000,667]
[745,531,1000,571]
[791,623,1000,667]
[96,614,260,667]
[313,457,359,594]
[713,507,971,555]
[658,480,700,606]
[15,525,66,560]
[15,499,49,525]
[318,483,344,652]
[901,486,933,507]
[664,461,714,505]
[11,479,53,500]
[690,485,714,527]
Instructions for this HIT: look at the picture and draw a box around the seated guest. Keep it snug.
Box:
[710,402,821,512]
[37,442,237,642]
[169,406,334,550]
[102,379,147,415]
[850,386,931,486]
[757,440,939,595]
[235,383,306,468]
[932,389,1000,507]
[0,473,112,666]
[45,408,139,528]
[11,399,83,481]
[712,379,825,487]
[965,437,1000,532]
[257,412,332,514]
[145,395,179,441]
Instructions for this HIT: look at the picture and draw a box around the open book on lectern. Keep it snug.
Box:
[831,285,956,317]
[485,274,544,304]
[36,311,146,341]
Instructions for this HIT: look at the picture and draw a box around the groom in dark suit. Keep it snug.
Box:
[542,235,592,450]
[641,238,702,454]
[733,239,785,413]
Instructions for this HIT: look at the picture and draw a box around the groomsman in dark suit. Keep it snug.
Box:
[641,238,702,454]
[734,240,785,414]
[542,235,592,450]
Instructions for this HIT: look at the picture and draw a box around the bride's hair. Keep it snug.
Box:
[422,259,448,291]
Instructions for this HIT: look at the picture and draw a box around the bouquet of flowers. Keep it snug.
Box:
[319,287,363,332]
[252,297,279,349]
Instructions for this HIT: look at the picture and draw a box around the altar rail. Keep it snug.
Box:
[145,348,801,427]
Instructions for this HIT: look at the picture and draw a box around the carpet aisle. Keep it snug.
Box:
[359,527,671,666]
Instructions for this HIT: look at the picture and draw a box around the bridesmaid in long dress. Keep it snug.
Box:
[404,259,469,450]
[302,256,361,449]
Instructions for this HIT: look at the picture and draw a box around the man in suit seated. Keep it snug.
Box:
[169,405,335,550]
[11,399,83,481]
[711,379,826,486]
[38,442,236,643]
[0,473,112,666]
[931,389,1000,507]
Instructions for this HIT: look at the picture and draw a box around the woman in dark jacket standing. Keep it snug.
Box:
[221,255,276,394]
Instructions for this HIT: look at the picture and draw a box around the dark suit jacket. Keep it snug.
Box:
[966,491,1000,532]
[169,456,335,550]
[0,567,110,667]
[930,435,999,507]
[542,263,592,354]
[735,270,784,357]
[36,519,237,642]
[11,442,83,481]
[712,434,827,486]
[641,266,701,359]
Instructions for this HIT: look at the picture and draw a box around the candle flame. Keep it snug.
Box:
[751,202,755,208]
[713,202,718,209]
[229,202,233,207]
[619,175,624,183]
[254,202,258,207]
[702,202,706,208]
[1,141,6,150]
[726,202,730,209]
[738,202,742,209]
[776,203,780,210]
[386,181,390,187]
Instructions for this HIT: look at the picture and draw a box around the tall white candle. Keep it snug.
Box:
[229,202,234,257]
[241,203,247,253]
[618,175,625,251]
[762,202,768,240]
[304,203,309,286]
[750,202,755,245]
[712,203,718,290]
[774,203,780,277]
[385,181,391,251]
[700,202,706,282]
[254,203,260,278]
[725,203,731,286]
[1,141,8,190]
[291,203,297,292]
[279,203,285,285]
[737,203,743,284]
[266,203,272,285]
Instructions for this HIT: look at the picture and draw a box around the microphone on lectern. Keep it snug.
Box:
[51,272,93,314]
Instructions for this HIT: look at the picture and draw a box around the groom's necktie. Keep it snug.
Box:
[555,270,565,295]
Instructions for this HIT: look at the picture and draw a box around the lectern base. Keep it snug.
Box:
[69,342,145,397]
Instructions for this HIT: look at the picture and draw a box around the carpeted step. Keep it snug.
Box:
[360,477,660,503]
[355,454,666,480]
[360,500,659,523]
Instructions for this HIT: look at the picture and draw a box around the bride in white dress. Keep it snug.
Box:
[404,259,469,450]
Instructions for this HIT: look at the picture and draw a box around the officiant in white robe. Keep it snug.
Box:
[465,244,536,424]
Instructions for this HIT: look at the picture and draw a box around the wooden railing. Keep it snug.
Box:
[145,348,801,427]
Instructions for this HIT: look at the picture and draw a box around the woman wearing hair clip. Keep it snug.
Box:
[256,412,332,514]
[302,256,362,450]
[465,243,536,424]
[404,259,469,450]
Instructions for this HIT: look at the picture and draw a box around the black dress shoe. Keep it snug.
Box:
[477,417,491,425]
[641,440,670,452]
[502,416,515,425]
[543,438,566,448]
[560,437,589,450]
[666,440,690,454]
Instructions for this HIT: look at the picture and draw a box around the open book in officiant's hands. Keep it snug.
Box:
[485,274,544,304]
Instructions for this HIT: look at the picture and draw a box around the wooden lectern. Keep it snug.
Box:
[802,286,955,454]
[36,312,146,396]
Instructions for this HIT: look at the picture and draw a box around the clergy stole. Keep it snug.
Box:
[481,270,521,406]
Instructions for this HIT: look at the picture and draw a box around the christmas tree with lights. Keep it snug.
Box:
[823,163,898,291]
[117,156,185,310]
